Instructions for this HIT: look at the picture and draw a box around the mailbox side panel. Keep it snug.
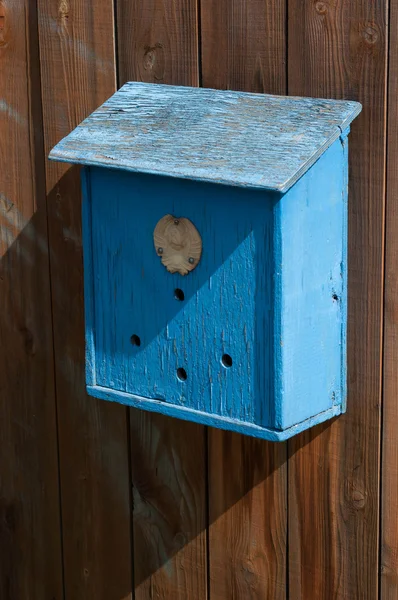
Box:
[275,136,348,429]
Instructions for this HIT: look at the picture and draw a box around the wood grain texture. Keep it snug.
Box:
[208,432,286,599]
[287,0,387,598]
[381,0,398,595]
[37,1,133,598]
[49,82,361,192]
[201,0,287,597]
[201,0,286,94]
[116,1,207,598]
[0,0,63,598]
[131,413,206,599]
[117,0,198,87]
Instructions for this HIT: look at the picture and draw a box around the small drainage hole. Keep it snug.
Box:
[222,354,233,368]
[177,367,187,381]
[130,334,141,347]
[174,288,185,301]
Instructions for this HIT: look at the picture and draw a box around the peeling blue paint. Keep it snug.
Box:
[49,82,361,192]
[50,84,361,440]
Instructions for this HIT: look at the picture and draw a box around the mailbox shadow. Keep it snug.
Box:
[0,168,134,599]
[1,166,325,597]
[128,411,335,592]
[70,165,290,592]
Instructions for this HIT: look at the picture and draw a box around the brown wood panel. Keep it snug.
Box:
[37,2,133,598]
[201,2,287,598]
[117,0,198,87]
[130,414,207,599]
[207,432,287,599]
[287,1,387,598]
[381,1,398,596]
[201,0,286,94]
[116,1,207,598]
[0,0,63,598]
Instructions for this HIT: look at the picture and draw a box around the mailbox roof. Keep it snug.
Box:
[49,82,361,193]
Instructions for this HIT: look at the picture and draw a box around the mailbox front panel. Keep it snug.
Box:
[85,169,277,427]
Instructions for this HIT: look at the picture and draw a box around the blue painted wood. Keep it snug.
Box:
[79,133,349,440]
[86,385,342,442]
[48,83,360,440]
[81,167,96,387]
[89,168,276,426]
[49,82,361,192]
[273,135,348,429]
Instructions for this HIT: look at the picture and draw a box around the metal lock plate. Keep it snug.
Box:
[154,214,202,276]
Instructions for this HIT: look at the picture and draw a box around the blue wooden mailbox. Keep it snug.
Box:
[49,83,361,441]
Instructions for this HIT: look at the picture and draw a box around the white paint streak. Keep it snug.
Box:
[37,10,115,75]
[0,100,27,126]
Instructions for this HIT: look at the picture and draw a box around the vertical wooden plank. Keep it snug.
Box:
[117,1,207,599]
[37,2,133,598]
[287,1,387,598]
[381,1,398,596]
[118,0,198,86]
[201,0,286,94]
[201,2,287,599]
[0,0,63,598]
[207,432,287,599]
[130,414,207,599]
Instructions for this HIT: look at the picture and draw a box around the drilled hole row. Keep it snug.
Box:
[130,335,233,380]
[130,287,232,380]
[174,355,234,382]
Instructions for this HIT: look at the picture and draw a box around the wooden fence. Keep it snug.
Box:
[0,0,396,597]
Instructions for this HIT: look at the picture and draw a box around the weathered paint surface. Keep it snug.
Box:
[80,132,349,441]
[49,82,361,192]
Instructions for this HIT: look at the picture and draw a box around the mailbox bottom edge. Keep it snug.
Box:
[86,384,344,441]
